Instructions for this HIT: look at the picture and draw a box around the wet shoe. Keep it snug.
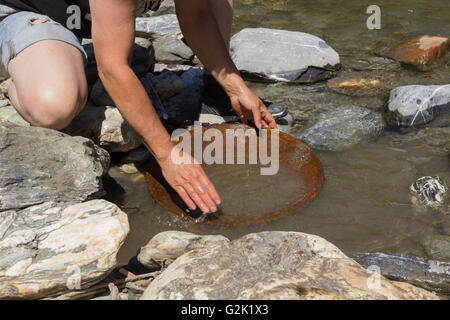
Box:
[201,75,288,121]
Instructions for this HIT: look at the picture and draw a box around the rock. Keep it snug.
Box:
[0,99,9,108]
[385,35,449,70]
[422,235,450,262]
[83,40,155,85]
[148,70,184,101]
[197,113,226,125]
[64,106,142,153]
[0,106,29,126]
[386,84,450,127]
[163,68,204,127]
[294,106,385,152]
[327,74,392,97]
[352,253,450,295]
[230,28,340,83]
[153,63,193,73]
[119,163,139,175]
[90,78,114,106]
[0,78,11,96]
[143,0,175,17]
[141,231,437,300]
[388,127,450,157]
[0,121,110,211]
[153,36,194,65]
[138,231,229,269]
[135,14,181,39]
[0,200,129,299]
[410,176,447,207]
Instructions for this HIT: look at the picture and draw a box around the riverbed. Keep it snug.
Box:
[112,0,449,265]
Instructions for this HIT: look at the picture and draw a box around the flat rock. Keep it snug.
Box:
[0,121,110,211]
[294,106,385,152]
[141,231,437,300]
[230,28,340,83]
[64,106,142,153]
[386,84,450,127]
[138,231,229,269]
[385,35,449,70]
[153,36,194,65]
[352,252,450,295]
[422,235,450,262]
[0,106,29,126]
[327,72,393,97]
[0,200,129,299]
[135,14,181,39]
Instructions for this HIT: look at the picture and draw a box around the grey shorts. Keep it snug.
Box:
[0,7,87,72]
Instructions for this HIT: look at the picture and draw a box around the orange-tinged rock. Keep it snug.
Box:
[386,35,449,69]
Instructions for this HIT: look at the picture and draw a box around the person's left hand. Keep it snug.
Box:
[228,87,277,129]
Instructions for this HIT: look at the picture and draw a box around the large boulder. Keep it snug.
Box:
[64,106,142,153]
[230,28,340,83]
[0,106,29,126]
[135,14,181,39]
[352,252,450,295]
[0,121,110,211]
[0,200,129,299]
[141,231,437,300]
[294,106,385,152]
[138,231,229,269]
[386,84,450,127]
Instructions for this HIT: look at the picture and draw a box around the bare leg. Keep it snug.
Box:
[8,40,88,130]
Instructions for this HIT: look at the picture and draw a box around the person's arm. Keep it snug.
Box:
[90,0,220,214]
[174,0,276,129]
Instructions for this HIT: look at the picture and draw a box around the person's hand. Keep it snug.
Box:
[228,87,277,129]
[159,145,221,214]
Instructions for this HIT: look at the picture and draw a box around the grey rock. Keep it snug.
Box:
[0,200,129,299]
[0,99,9,108]
[122,147,151,164]
[135,14,181,39]
[410,176,447,207]
[295,106,385,152]
[0,78,11,96]
[352,252,450,295]
[388,127,450,157]
[422,235,450,262]
[230,28,340,83]
[153,36,194,65]
[386,84,450,127]
[148,70,184,101]
[64,106,142,153]
[141,231,437,300]
[143,0,175,17]
[0,121,110,211]
[163,68,204,127]
[0,106,29,126]
[153,63,193,73]
[138,231,229,269]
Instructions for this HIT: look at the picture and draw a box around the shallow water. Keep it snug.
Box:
[113,0,449,264]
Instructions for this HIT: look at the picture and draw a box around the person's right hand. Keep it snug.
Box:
[158,146,221,214]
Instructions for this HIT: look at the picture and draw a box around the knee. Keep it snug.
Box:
[25,84,87,130]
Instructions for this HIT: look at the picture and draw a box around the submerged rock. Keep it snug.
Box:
[294,106,385,152]
[230,28,340,83]
[352,253,450,295]
[422,235,450,262]
[0,200,129,299]
[64,106,142,153]
[410,176,447,207]
[141,232,437,300]
[138,231,229,269]
[0,121,110,211]
[135,14,181,39]
[327,73,392,97]
[385,35,449,70]
[388,127,450,157]
[386,84,450,127]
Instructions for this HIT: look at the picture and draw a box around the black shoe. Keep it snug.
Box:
[201,75,288,120]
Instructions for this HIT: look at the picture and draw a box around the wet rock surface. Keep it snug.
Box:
[410,176,448,207]
[230,28,340,83]
[386,84,450,127]
[294,106,385,152]
[0,121,110,211]
[0,200,129,299]
[422,235,450,262]
[138,231,229,269]
[352,252,450,296]
[141,232,437,300]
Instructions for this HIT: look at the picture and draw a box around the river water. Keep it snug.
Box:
[113,0,449,264]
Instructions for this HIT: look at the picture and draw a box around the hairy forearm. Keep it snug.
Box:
[98,65,173,161]
[175,0,246,95]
